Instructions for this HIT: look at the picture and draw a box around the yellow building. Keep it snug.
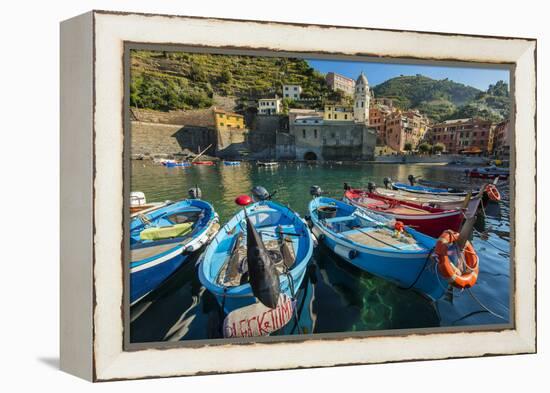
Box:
[213,109,245,131]
[324,104,354,122]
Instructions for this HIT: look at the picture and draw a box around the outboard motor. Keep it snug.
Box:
[383,177,392,189]
[408,174,416,186]
[251,186,270,202]
[343,182,351,191]
[188,187,202,199]
[310,185,323,198]
[367,182,376,193]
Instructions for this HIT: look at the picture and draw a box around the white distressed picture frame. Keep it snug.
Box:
[60,10,536,382]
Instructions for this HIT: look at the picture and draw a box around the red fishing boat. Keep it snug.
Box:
[343,184,463,238]
[192,160,215,166]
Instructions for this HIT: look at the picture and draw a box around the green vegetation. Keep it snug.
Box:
[417,142,432,154]
[130,50,330,111]
[404,142,413,152]
[433,143,445,153]
[372,75,510,122]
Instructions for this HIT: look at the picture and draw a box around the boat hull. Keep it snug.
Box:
[468,171,509,179]
[373,187,480,213]
[130,199,219,305]
[199,201,314,315]
[309,198,447,301]
[343,191,463,238]
[130,250,187,304]
[392,182,479,197]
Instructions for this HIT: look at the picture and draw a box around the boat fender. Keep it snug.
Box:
[485,184,501,202]
[435,230,479,289]
[348,249,359,259]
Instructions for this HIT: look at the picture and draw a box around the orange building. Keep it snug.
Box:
[383,110,429,152]
[213,108,245,131]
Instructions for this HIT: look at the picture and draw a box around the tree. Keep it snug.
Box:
[417,142,432,154]
[404,142,413,153]
[433,143,445,154]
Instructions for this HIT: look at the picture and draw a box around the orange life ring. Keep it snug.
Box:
[485,184,501,201]
[435,230,479,289]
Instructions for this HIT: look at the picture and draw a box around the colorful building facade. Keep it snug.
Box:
[428,118,494,154]
[326,72,356,96]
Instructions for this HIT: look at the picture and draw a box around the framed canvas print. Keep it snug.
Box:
[60,10,537,381]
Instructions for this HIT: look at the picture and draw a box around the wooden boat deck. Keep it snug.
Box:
[218,237,296,287]
[131,242,182,263]
[344,228,419,250]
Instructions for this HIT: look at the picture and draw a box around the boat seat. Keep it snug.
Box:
[324,215,356,223]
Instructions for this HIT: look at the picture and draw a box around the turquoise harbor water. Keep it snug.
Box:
[129,161,511,342]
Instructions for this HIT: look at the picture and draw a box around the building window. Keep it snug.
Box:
[302,129,306,138]
[285,86,289,90]
[328,114,331,119]
[344,114,348,120]
[314,129,318,138]
[220,122,224,126]
[361,102,364,108]
[334,114,338,120]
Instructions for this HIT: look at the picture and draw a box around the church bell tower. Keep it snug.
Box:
[353,72,370,124]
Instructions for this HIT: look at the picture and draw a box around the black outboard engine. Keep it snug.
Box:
[367,182,376,193]
[188,187,202,199]
[383,177,392,189]
[310,185,323,198]
[343,182,351,190]
[408,174,416,186]
[251,186,270,202]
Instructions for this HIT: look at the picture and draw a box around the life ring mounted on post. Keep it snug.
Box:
[435,230,479,289]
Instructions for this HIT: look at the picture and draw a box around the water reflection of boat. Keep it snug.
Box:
[130,198,219,305]
[308,197,447,301]
[198,194,314,320]
[223,161,241,166]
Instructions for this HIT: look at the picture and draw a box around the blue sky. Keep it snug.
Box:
[307,59,510,91]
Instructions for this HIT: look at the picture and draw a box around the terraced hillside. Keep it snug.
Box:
[130,50,330,112]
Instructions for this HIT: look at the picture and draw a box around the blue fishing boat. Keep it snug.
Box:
[165,161,191,167]
[130,197,219,305]
[308,196,448,301]
[392,182,478,197]
[198,190,314,315]
[223,161,241,166]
